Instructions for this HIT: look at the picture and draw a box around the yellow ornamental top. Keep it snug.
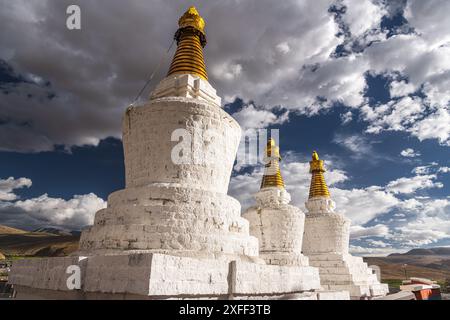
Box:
[167,6,208,80]
[260,139,285,189]
[178,6,206,35]
[308,151,331,199]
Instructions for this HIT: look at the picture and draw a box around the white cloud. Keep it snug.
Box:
[276,42,290,54]
[386,174,442,194]
[350,224,389,239]
[400,148,420,158]
[1,1,449,151]
[389,80,416,98]
[231,104,289,130]
[13,193,106,230]
[363,96,425,135]
[404,0,450,49]
[332,186,399,224]
[349,245,401,257]
[332,133,387,163]
[367,239,389,248]
[340,111,353,124]
[0,177,106,230]
[438,167,450,173]
[339,0,386,38]
[0,177,32,201]
[410,108,450,146]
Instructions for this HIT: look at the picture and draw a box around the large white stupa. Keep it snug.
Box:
[8,7,352,300]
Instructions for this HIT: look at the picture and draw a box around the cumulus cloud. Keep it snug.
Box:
[332,133,389,163]
[340,111,353,125]
[1,0,449,151]
[350,224,389,239]
[386,174,443,194]
[390,80,416,98]
[349,245,402,257]
[0,177,106,230]
[231,104,289,131]
[363,96,425,135]
[400,148,420,158]
[0,177,32,201]
[331,186,399,224]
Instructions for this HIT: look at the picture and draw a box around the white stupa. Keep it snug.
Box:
[302,151,389,299]
[8,7,347,300]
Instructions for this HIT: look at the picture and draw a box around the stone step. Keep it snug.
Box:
[370,283,390,296]
[324,284,372,298]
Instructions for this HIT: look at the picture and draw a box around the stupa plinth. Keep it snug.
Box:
[302,152,389,299]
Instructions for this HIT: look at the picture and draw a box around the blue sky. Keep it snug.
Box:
[0,0,449,256]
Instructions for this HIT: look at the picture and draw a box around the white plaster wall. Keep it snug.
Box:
[123,97,240,194]
[79,185,259,258]
[302,213,350,255]
[10,253,326,298]
[243,204,308,265]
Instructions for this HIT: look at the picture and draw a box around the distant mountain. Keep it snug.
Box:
[389,247,450,256]
[0,225,80,258]
[365,247,450,282]
[0,225,27,235]
[33,228,81,237]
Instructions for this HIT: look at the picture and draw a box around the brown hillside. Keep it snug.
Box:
[364,257,450,282]
[0,232,80,257]
[0,224,28,235]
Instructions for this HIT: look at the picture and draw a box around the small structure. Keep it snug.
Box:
[400,278,441,300]
[302,151,389,299]
[243,139,309,266]
[243,140,348,299]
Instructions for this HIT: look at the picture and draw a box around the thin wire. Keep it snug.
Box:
[131,39,176,105]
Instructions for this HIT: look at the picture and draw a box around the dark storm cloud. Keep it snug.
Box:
[0,0,347,152]
[0,0,449,152]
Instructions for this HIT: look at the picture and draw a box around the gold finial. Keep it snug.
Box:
[260,139,285,189]
[312,151,319,161]
[167,6,208,80]
[178,6,205,35]
[308,151,330,198]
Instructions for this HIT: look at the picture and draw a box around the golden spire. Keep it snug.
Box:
[260,139,285,189]
[167,6,208,81]
[308,151,330,199]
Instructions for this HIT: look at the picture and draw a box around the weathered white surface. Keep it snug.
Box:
[78,94,262,260]
[123,97,239,194]
[79,185,259,258]
[83,253,230,296]
[232,260,321,294]
[10,253,325,299]
[303,212,350,255]
[254,187,291,207]
[303,203,389,298]
[316,290,351,300]
[307,253,388,298]
[8,256,87,292]
[8,69,349,300]
[305,196,336,214]
[243,188,310,266]
[150,73,221,107]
